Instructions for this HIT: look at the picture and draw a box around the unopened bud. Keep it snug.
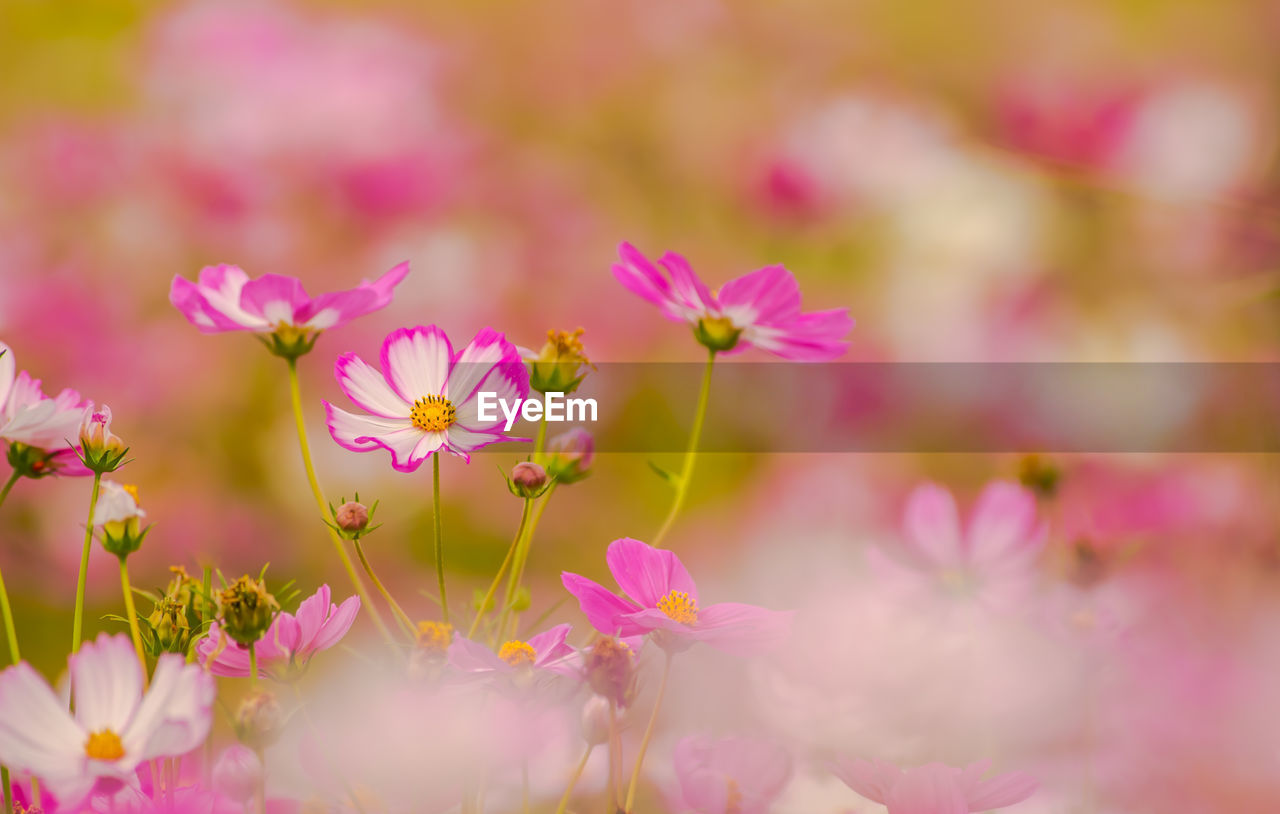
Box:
[217,575,280,646]
[335,501,369,533]
[584,637,636,707]
[527,328,591,394]
[545,429,594,485]
[234,689,284,750]
[581,695,613,745]
[693,315,741,353]
[508,462,548,498]
[95,481,148,559]
[79,404,128,474]
[212,744,262,804]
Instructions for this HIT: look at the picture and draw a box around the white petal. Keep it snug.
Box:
[72,634,144,734]
[0,663,87,780]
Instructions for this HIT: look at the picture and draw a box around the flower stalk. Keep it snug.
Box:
[118,558,149,684]
[624,650,673,812]
[652,350,715,547]
[353,538,416,637]
[71,473,102,654]
[469,497,532,641]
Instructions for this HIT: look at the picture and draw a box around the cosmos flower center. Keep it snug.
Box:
[498,640,538,667]
[122,484,140,504]
[657,590,698,625]
[410,395,456,432]
[85,728,125,761]
[416,620,453,655]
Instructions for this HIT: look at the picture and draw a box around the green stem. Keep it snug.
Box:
[71,472,102,654]
[249,640,258,689]
[532,414,548,462]
[0,562,18,666]
[432,453,449,626]
[0,470,19,510]
[553,745,593,814]
[353,538,416,636]
[497,484,555,640]
[285,359,394,643]
[119,558,148,684]
[624,650,672,812]
[0,765,9,814]
[468,499,532,641]
[652,350,715,547]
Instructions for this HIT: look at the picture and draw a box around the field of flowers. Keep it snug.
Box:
[0,1,1278,812]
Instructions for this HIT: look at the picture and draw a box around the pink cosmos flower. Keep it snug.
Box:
[0,633,215,810]
[448,623,579,679]
[870,481,1047,607]
[0,340,88,451]
[168,262,408,334]
[831,757,1038,814]
[324,325,529,469]
[673,735,793,814]
[561,538,793,655]
[612,242,853,360]
[196,584,359,680]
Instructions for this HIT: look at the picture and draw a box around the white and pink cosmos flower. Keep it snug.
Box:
[448,623,579,680]
[195,584,359,680]
[0,633,214,810]
[832,757,1038,814]
[0,340,91,474]
[561,538,793,655]
[673,734,793,814]
[612,242,853,360]
[324,325,529,469]
[168,263,408,335]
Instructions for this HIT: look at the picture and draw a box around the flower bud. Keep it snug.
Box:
[580,694,613,746]
[212,744,262,804]
[508,461,549,498]
[78,404,128,474]
[217,575,280,647]
[545,429,594,485]
[335,501,369,533]
[584,637,636,707]
[95,481,148,559]
[693,315,742,353]
[527,328,591,394]
[234,688,285,750]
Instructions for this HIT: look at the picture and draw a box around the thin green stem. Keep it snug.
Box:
[624,650,673,812]
[0,563,18,666]
[652,350,715,547]
[553,745,593,814]
[1,766,10,814]
[432,453,449,626]
[249,640,258,689]
[0,470,19,510]
[118,558,148,684]
[71,472,102,654]
[353,538,416,636]
[285,359,394,643]
[468,499,532,641]
[497,484,555,640]
[532,414,548,462]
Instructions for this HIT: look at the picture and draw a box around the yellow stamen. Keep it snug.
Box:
[415,620,453,655]
[410,395,456,432]
[657,590,698,625]
[122,484,140,504]
[85,729,125,761]
[498,639,538,668]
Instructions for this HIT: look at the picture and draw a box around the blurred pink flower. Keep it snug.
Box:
[612,242,853,360]
[0,633,215,810]
[0,340,88,451]
[673,734,793,814]
[324,325,529,469]
[196,584,359,680]
[561,537,792,655]
[871,481,1046,607]
[169,263,408,334]
[832,757,1038,814]
[448,623,579,679]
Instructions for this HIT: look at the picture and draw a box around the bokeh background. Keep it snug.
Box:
[1,0,1279,811]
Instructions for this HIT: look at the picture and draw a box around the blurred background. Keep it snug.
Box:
[1,0,1278,811]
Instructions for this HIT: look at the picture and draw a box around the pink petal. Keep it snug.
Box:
[560,572,645,636]
[0,663,86,781]
[381,326,453,404]
[70,632,144,734]
[293,584,332,646]
[270,613,303,658]
[691,603,793,655]
[297,262,408,330]
[716,265,801,324]
[966,481,1042,564]
[169,265,265,332]
[605,537,698,607]
[238,273,310,326]
[963,766,1039,810]
[0,341,13,411]
[903,483,965,568]
[442,424,510,460]
[886,765,969,814]
[194,626,253,677]
[323,402,434,472]
[612,242,678,314]
[309,594,360,654]
[830,757,900,804]
[334,354,410,419]
[448,636,508,673]
[122,655,215,763]
[740,308,854,361]
[657,251,717,314]
[527,623,575,666]
[446,327,528,407]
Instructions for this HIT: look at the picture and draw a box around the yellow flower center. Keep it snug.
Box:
[85,729,125,761]
[542,328,589,363]
[498,640,538,668]
[657,590,698,625]
[415,620,453,655]
[122,484,140,504]
[410,395,456,432]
